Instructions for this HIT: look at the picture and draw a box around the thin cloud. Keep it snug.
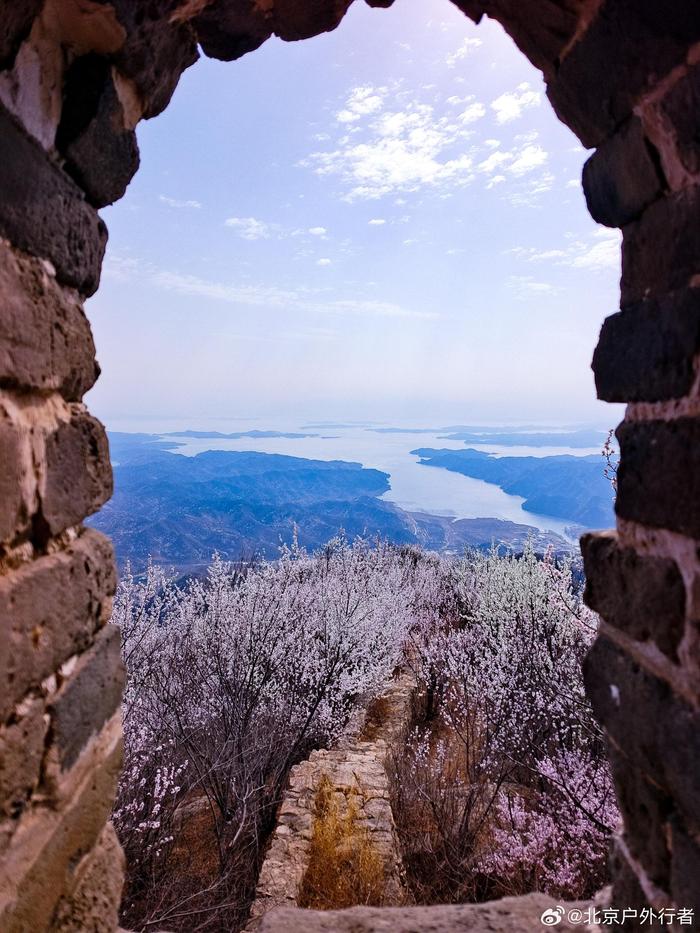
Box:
[137,265,437,320]
[445,37,482,68]
[508,228,621,272]
[224,216,276,240]
[491,82,541,124]
[368,218,386,225]
[336,85,385,123]
[159,195,202,209]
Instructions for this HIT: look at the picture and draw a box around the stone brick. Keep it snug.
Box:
[56,55,140,209]
[0,102,107,296]
[0,698,48,823]
[621,189,700,306]
[51,821,124,932]
[0,407,26,547]
[49,625,124,771]
[659,59,700,178]
[606,745,672,889]
[258,894,589,932]
[0,530,116,721]
[581,531,686,660]
[0,718,122,933]
[583,118,663,228]
[450,0,591,77]
[609,838,650,929]
[547,0,700,147]
[615,418,700,539]
[109,1,199,117]
[669,817,700,914]
[0,242,99,400]
[593,288,700,402]
[42,409,113,537]
[0,0,41,69]
[583,636,700,834]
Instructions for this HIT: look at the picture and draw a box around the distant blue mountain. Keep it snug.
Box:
[90,433,572,572]
[412,447,614,528]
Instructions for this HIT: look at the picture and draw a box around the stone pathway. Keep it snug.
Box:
[246,673,415,930]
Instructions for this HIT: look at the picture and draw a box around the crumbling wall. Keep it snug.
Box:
[0,1,698,929]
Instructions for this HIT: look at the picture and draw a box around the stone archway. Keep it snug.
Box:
[0,1,698,929]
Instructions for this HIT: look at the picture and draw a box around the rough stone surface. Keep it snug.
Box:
[0,698,48,824]
[51,821,125,932]
[0,406,26,547]
[547,0,700,147]
[670,818,700,915]
[56,54,140,208]
[109,1,199,118]
[194,0,355,59]
[0,716,123,933]
[258,893,588,932]
[0,101,107,296]
[582,117,663,228]
[248,675,414,929]
[450,0,597,77]
[581,531,686,660]
[659,59,700,179]
[609,840,650,932]
[0,241,99,399]
[0,0,42,69]
[621,188,700,306]
[606,745,672,890]
[42,408,113,537]
[615,418,700,539]
[50,624,125,771]
[584,637,700,837]
[0,530,116,722]
[593,288,700,402]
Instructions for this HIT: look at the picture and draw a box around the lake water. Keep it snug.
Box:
[108,419,603,538]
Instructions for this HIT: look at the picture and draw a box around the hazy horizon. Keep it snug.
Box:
[86,0,623,429]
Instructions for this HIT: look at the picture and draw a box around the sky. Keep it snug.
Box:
[86,0,624,430]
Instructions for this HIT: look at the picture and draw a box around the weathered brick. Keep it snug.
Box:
[660,59,700,178]
[450,0,589,77]
[0,102,107,296]
[0,242,99,399]
[593,288,700,402]
[621,189,700,306]
[0,720,122,933]
[607,745,672,890]
[584,636,700,834]
[0,698,48,823]
[583,117,663,228]
[56,55,140,209]
[547,0,700,147]
[42,410,113,536]
[0,407,26,547]
[0,531,116,721]
[50,822,124,933]
[0,0,41,69]
[109,0,198,117]
[615,418,700,539]
[49,625,124,771]
[609,838,651,928]
[582,531,686,660]
[670,817,700,913]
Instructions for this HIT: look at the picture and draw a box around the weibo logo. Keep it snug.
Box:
[540,906,566,926]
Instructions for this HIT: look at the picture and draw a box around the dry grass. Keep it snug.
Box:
[359,694,394,741]
[298,774,386,910]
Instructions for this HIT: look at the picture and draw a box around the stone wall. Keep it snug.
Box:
[0,1,699,929]
[247,675,413,929]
